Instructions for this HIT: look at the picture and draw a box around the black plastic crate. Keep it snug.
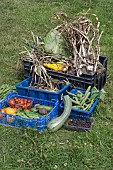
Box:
[23,60,34,79]
[23,56,108,90]
[49,56,108,79]
[48,69,107,90]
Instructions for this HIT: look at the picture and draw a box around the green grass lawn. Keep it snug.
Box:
[0,0,113,169]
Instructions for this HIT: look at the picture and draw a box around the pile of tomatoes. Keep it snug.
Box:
[8,97,33,109]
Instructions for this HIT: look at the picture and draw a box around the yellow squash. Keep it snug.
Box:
[43,63,68,71]
[4,107,17,115]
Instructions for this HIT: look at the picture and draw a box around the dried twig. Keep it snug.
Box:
[54,11,104,75]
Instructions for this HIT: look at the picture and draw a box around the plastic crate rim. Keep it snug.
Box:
[16,77,71,94]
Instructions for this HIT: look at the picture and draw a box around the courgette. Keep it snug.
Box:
[47,95,72,132]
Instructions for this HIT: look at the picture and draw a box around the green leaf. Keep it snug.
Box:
[99,89,107,101]
[91,87,107,101]
[44,28,68,56]
[91,87,99,93]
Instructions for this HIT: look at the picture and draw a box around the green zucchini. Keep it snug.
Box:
[47,95,72,132]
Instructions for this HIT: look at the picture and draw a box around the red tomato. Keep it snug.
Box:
[20,100,24,105]
[15,105,20,109]
[22,104,28,109]
[14,97,18,103]
[27,100,31,103]
[9,99,15,108]
[24,99,28,104]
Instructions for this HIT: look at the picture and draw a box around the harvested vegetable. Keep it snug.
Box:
[44,28,67,56]
[0,108,6,113]
[16,104,52,118]
[9,99,15,107]
[18,10,106,83]
[4,107,17,115]
[25,109,31,112]
[47,95,72,132]
[30,63,61,91]
[54,11,104,76]
[27,112,41,118]
[16,108,41,118]
[67,86,106,111]
[90,87,106,101]
[8,97,33,109]
[43,63,68,71]
[30,104,53,116]
[39,108,48,115]
[0,84,16,100]
[16,108,29,118]
[34,104,53,112]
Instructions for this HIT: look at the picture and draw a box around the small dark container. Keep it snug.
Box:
[65,117,95,131]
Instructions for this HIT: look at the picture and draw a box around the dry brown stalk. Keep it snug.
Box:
[54,11,104,76]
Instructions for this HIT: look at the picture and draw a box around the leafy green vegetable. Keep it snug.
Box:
[26,112,41,118]
[30,107,38,113]
[16,108,29,118]
[0,84,16,100]
[68,86,106,111]
[91,87,106,101]
[44,28,68,56]
[98,89,106,101]
[16,108,41,118]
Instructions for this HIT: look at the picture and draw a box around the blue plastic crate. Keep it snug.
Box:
[0,91,59,131]
[16,77,70,102]
[60,88,98,120]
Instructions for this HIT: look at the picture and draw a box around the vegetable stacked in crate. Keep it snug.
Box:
[16,77,70,102]
[47,85,104,132]
[60,86,99,120]
[0,86,105,132]
[0,12,107,132]
[23,56,108,90]
[59,86,106,131]
[68,87,98,114]
[47,56,108,90]
[0,92,59,131]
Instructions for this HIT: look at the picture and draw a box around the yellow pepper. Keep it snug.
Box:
[3,107,17,115]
